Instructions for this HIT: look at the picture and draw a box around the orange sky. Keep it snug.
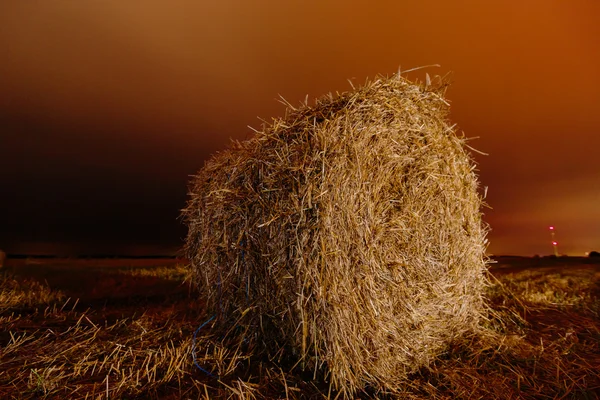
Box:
[1,1,599,255]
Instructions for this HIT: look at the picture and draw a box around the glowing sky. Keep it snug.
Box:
[1,1,599,255]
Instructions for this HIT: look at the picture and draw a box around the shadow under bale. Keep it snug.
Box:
[183,74,489,396]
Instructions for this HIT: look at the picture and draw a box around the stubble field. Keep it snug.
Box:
[1,256,599,399]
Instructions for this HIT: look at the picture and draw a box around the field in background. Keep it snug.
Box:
[1,256,599,399]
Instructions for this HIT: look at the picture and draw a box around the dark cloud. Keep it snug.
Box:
[1,1,599,255]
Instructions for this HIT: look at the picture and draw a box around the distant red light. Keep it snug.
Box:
[552,241,558,246]
[549,226,554,230]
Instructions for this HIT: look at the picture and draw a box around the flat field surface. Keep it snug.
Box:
[1,256,599,399]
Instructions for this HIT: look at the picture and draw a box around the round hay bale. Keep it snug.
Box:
[183,75,488,395]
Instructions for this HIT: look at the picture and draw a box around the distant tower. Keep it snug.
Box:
[549,226,559,256]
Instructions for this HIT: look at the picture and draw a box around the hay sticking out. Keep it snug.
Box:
[183,74,488,396]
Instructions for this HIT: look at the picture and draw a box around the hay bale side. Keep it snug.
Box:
[0,250,5,268]
[183,75,488,395]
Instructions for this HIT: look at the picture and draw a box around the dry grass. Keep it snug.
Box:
[0,274,66,312]
[183,74,488,395]
[0,257,599,398]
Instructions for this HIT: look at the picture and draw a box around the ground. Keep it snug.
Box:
[1,256,599,399]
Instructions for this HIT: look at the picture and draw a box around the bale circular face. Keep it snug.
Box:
[183,75,488,395]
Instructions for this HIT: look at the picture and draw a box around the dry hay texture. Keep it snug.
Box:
[183,74,488,396]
